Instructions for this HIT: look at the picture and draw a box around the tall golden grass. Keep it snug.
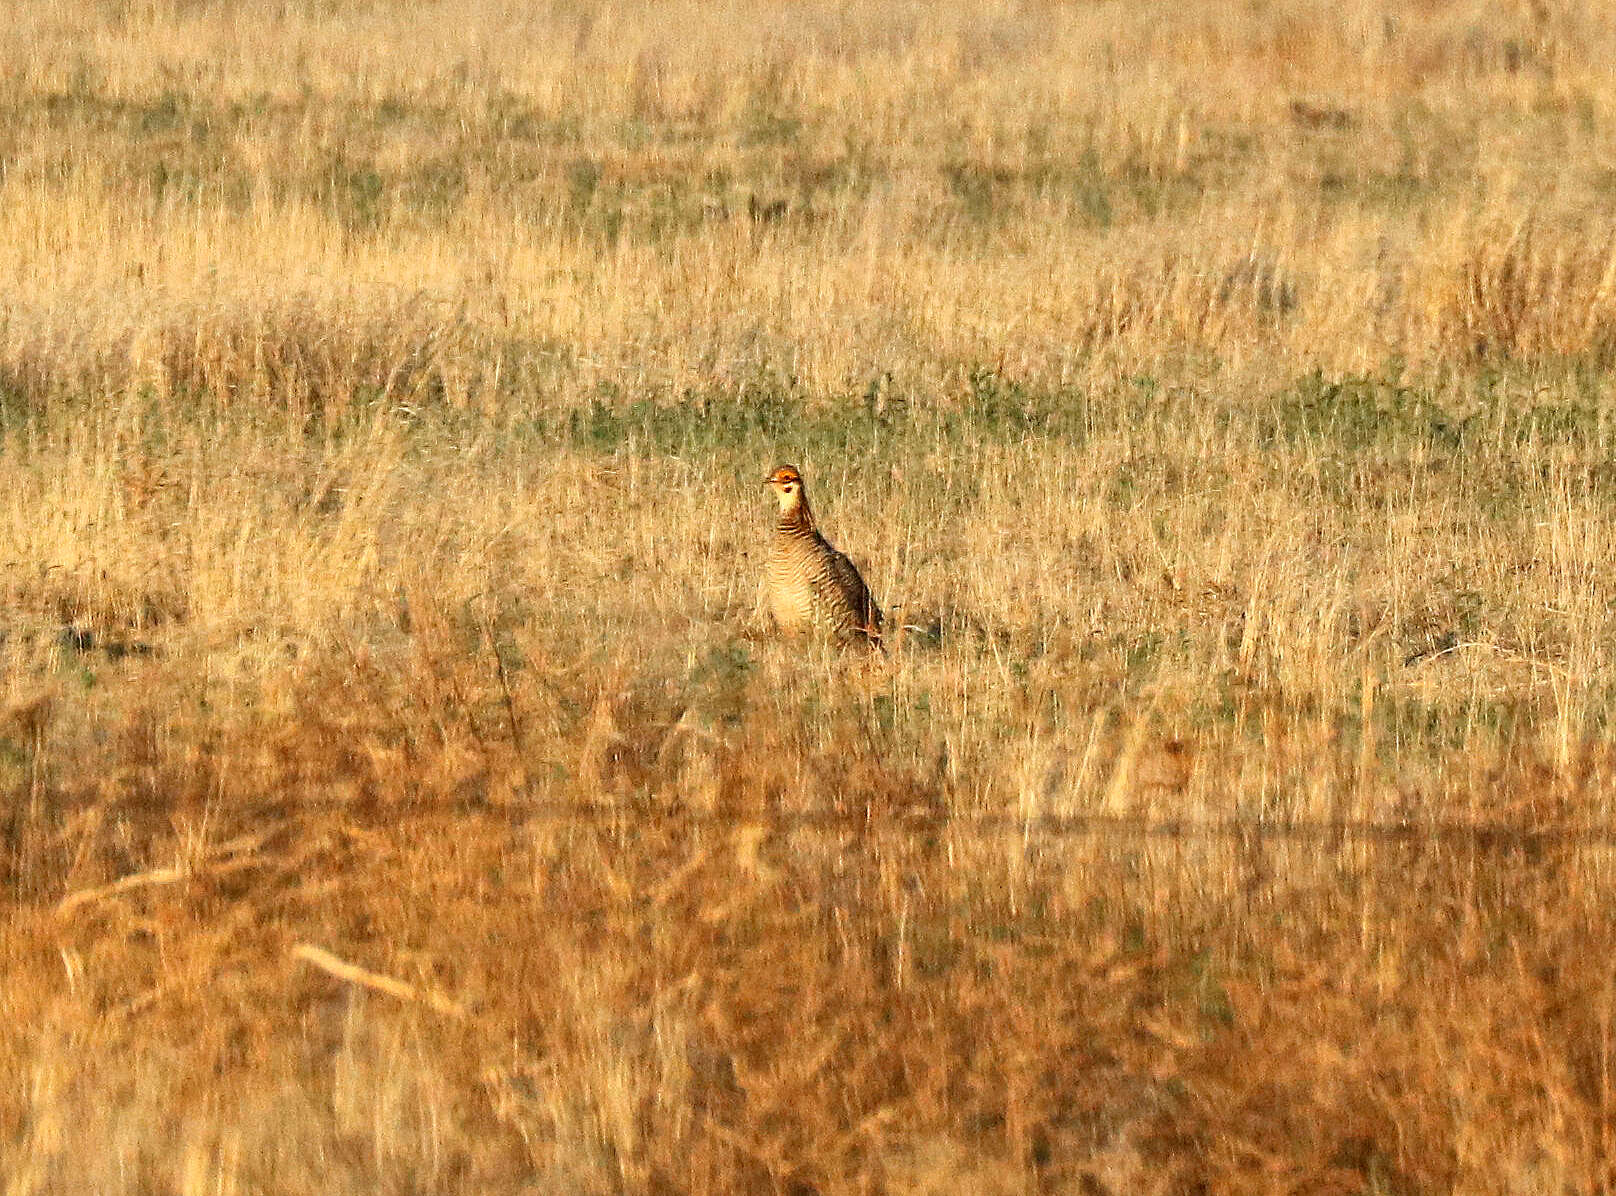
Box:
[5,0,1616,1190]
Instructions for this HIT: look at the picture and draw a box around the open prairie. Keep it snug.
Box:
[5,0,1616,1190]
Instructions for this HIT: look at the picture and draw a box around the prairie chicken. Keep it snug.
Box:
[762,465,883,647]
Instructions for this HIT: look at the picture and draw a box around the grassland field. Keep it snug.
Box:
[6,1,1616,1191]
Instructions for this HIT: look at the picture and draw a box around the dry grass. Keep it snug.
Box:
[5,0,1616,1191]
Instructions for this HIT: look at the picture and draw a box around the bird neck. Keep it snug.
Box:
[777,492,815,534]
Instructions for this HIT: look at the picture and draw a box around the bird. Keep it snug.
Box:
[761,465,883,647]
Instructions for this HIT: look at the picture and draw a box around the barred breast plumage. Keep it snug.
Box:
[762,465,882,647]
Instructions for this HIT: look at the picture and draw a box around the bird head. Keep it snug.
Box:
[764,465,805,510]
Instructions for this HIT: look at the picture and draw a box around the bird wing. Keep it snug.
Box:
[826,545,882,634]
